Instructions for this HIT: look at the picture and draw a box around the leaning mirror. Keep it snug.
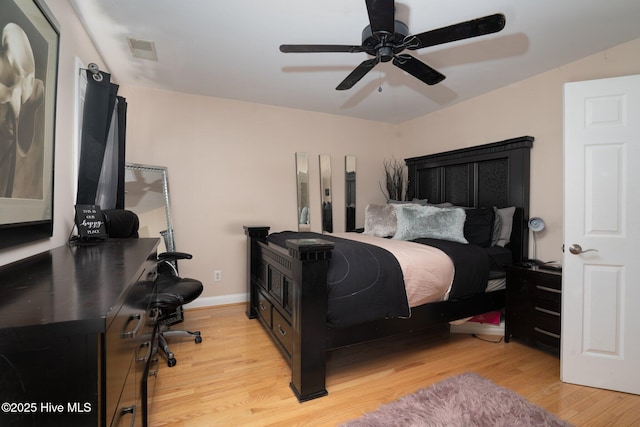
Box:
[295,153,310,231]
[124,163,175,252]
[319,154,333,233]
[345,155,356,231]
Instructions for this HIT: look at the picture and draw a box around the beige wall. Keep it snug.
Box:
[121,86,396,304]
[398,38,640,265]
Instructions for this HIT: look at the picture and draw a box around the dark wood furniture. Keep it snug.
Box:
[0,238,159,427]
[245,136,534,402]
[505,265,562,355]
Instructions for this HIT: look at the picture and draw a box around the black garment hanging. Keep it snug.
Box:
[76,67,127,209]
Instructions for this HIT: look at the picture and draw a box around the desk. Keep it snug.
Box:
[0,238,159,427]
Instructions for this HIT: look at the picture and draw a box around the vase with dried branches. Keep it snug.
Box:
[380,158,406,201]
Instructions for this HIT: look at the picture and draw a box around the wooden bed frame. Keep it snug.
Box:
[244,136,533,401]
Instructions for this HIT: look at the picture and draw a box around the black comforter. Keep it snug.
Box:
[267,232,490,328]
[412,237,490,299]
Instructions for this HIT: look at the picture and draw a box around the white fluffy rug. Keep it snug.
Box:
[342,372,573,427]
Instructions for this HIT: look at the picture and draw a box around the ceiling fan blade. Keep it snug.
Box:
[365,0,395,35]
[392,54,445,85]
[336,58,379,90]
[408,13,506,50]
[280,44,366,53]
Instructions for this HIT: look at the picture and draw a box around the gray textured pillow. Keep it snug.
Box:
[495,206,516,247]
[364,204,399,237]
[491,207,503,246]
[393,205,468,243]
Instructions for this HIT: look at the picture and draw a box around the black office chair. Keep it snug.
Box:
[152,252,203,367]
[103,209,203,367]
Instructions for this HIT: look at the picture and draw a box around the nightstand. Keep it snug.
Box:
[505,265,562,355]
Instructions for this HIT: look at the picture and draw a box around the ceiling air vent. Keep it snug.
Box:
[126,37,158,61]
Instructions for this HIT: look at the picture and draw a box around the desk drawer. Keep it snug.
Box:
[106,303,146,425]
[110,356,140,427]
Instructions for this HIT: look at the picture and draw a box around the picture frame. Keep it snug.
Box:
[0,0,59,249]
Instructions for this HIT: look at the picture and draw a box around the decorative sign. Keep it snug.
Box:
[74,205,107,240]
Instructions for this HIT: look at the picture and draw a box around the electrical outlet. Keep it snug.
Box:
[214,270,222,282]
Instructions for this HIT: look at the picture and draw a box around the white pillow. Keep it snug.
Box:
[393,205,468,244]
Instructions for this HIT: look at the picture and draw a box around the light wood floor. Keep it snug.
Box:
[149,304,640,426]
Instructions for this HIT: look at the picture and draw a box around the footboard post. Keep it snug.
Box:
[243,226,270,319]
[286,238,334,402]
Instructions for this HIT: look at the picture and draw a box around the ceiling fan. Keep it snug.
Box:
[279,0,506,90]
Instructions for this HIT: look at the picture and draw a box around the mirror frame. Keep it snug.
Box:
[124,163,175,252]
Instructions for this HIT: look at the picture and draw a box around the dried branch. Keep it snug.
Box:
[381,158,406,201]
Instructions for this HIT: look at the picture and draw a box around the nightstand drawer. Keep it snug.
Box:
[515,278,561,302]
[533,306,561,334]
[532,295,561,314]
[533,327,561,348]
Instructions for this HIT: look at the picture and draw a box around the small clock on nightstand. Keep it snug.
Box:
[504,264,562,356]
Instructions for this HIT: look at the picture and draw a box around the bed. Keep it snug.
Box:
[244,136,533,401]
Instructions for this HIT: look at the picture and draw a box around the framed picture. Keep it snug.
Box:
[0,0,59,249]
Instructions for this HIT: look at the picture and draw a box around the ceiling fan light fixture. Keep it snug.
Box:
[126,36,158,61]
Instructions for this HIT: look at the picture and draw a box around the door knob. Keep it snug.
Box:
[569,244,598,255]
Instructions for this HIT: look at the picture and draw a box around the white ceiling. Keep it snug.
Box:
[69,0,640,123]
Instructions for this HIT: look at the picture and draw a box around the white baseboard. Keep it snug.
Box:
[450,320,505,336]
[184,293,248,309]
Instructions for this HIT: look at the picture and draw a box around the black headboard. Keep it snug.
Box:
[405,136,534,263]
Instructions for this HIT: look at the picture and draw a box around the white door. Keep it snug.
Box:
[562,74,640,394]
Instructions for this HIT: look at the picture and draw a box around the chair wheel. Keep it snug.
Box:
[195,336,202,344]
[167,357,177,367]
